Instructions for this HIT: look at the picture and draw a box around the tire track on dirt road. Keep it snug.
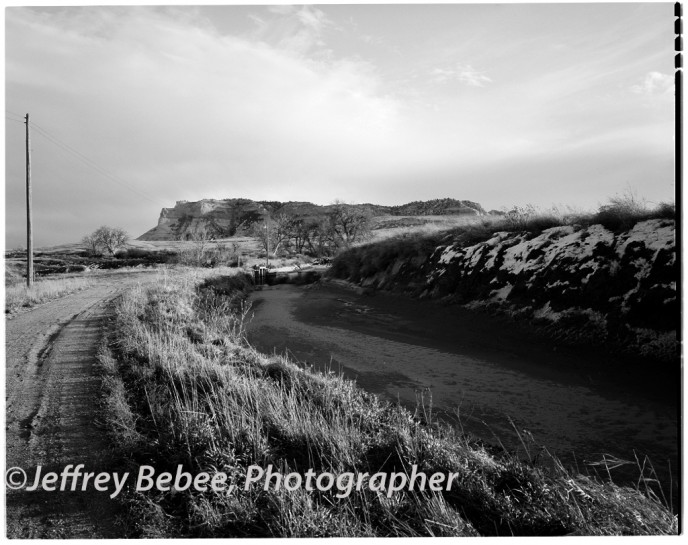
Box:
[5,271,157,538]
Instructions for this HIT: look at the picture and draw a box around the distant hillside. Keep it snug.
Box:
[381,198,486,216]
[138,198,485,241]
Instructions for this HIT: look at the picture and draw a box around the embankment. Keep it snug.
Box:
[328,219,677,362]
[100,269,676,536]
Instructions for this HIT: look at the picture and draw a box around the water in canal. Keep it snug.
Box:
[245,282,679,506]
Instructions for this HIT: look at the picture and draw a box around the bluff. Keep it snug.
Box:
[138,199,268,241]
[328,219,677,361]
[138,198,486,241]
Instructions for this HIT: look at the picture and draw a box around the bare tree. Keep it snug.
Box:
[81,233,102,256]
[179,228,212,266]
[250,215,292,257]
[286,216,311,254]
[305,217,335,257]
[248,204,373,259]
[93,226,129,255]
[83,226,128,255]
[327,201,372,250]
[271,213,293,255]
[250,221,270,256]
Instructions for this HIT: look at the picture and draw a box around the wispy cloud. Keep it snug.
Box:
[430,64,492,87]
[250,5,333,55]
[630,71,674,97]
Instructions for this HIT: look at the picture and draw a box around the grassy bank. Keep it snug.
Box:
[5,276,94,313]
[332,199,676,281]
[98,269,675,537]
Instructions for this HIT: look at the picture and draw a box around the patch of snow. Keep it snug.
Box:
[465,245,485,268]
[533,301,563,322]
[540,225,613,268]
[485,232,512,246]
[615,220,675,257]
[482,246,503,270]
[629,258,652,281]
[578,262,603,284]
[499,236,534,275]
[439,246,463,264]
[272,265,300,273]
[545,280,570,290]
[490,284,512,301]
[541,225,576,237]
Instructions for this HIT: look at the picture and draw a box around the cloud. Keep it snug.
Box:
[249,5,333,55]
[430,64,492,87]
[7,7,397,148]
[456,65,493,87]
[296,6,329,32]
[3,5,675,248]
[267,5,295,16]
[630,71,674,97]
[4,7,414,245]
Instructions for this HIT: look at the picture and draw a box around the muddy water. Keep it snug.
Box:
[245,283,679,503]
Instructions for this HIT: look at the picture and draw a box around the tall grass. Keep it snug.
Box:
[367,215,481,244]
[5,276,94,313]
[99,269,676,537]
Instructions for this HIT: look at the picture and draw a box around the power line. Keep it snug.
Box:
[6,110,25,124]
[31,127,165,207]
[31,121,165,206]
[7,111,167,207]
[25,120,167,207]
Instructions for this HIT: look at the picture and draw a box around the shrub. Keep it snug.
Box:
[589,189,657,232]
[123,248,157,259]
[652,202,675,220]
[591,206,673,233]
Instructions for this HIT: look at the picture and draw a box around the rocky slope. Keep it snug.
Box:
[138,199,268,241]
[138,198,486,241]
[329,219,677,361]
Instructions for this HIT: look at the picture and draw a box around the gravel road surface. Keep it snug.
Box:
[5,271,157,538]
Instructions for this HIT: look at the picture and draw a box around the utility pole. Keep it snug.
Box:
[265,215,270,268]
[25,113,33,287]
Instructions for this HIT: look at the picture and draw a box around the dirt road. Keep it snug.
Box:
[4,271,157,538]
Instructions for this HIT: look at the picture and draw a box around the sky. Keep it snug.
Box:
[4,2,676,247]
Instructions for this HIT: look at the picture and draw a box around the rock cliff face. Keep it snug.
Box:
[330,219,677,361]
[138,198,487,241]
[138,199,268,240]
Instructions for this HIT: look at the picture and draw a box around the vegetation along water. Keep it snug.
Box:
[97,267,677,537]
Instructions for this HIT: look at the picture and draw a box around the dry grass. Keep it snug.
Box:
[367,215,482,244]
[99,269,677,537]
[5,275,94,313]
